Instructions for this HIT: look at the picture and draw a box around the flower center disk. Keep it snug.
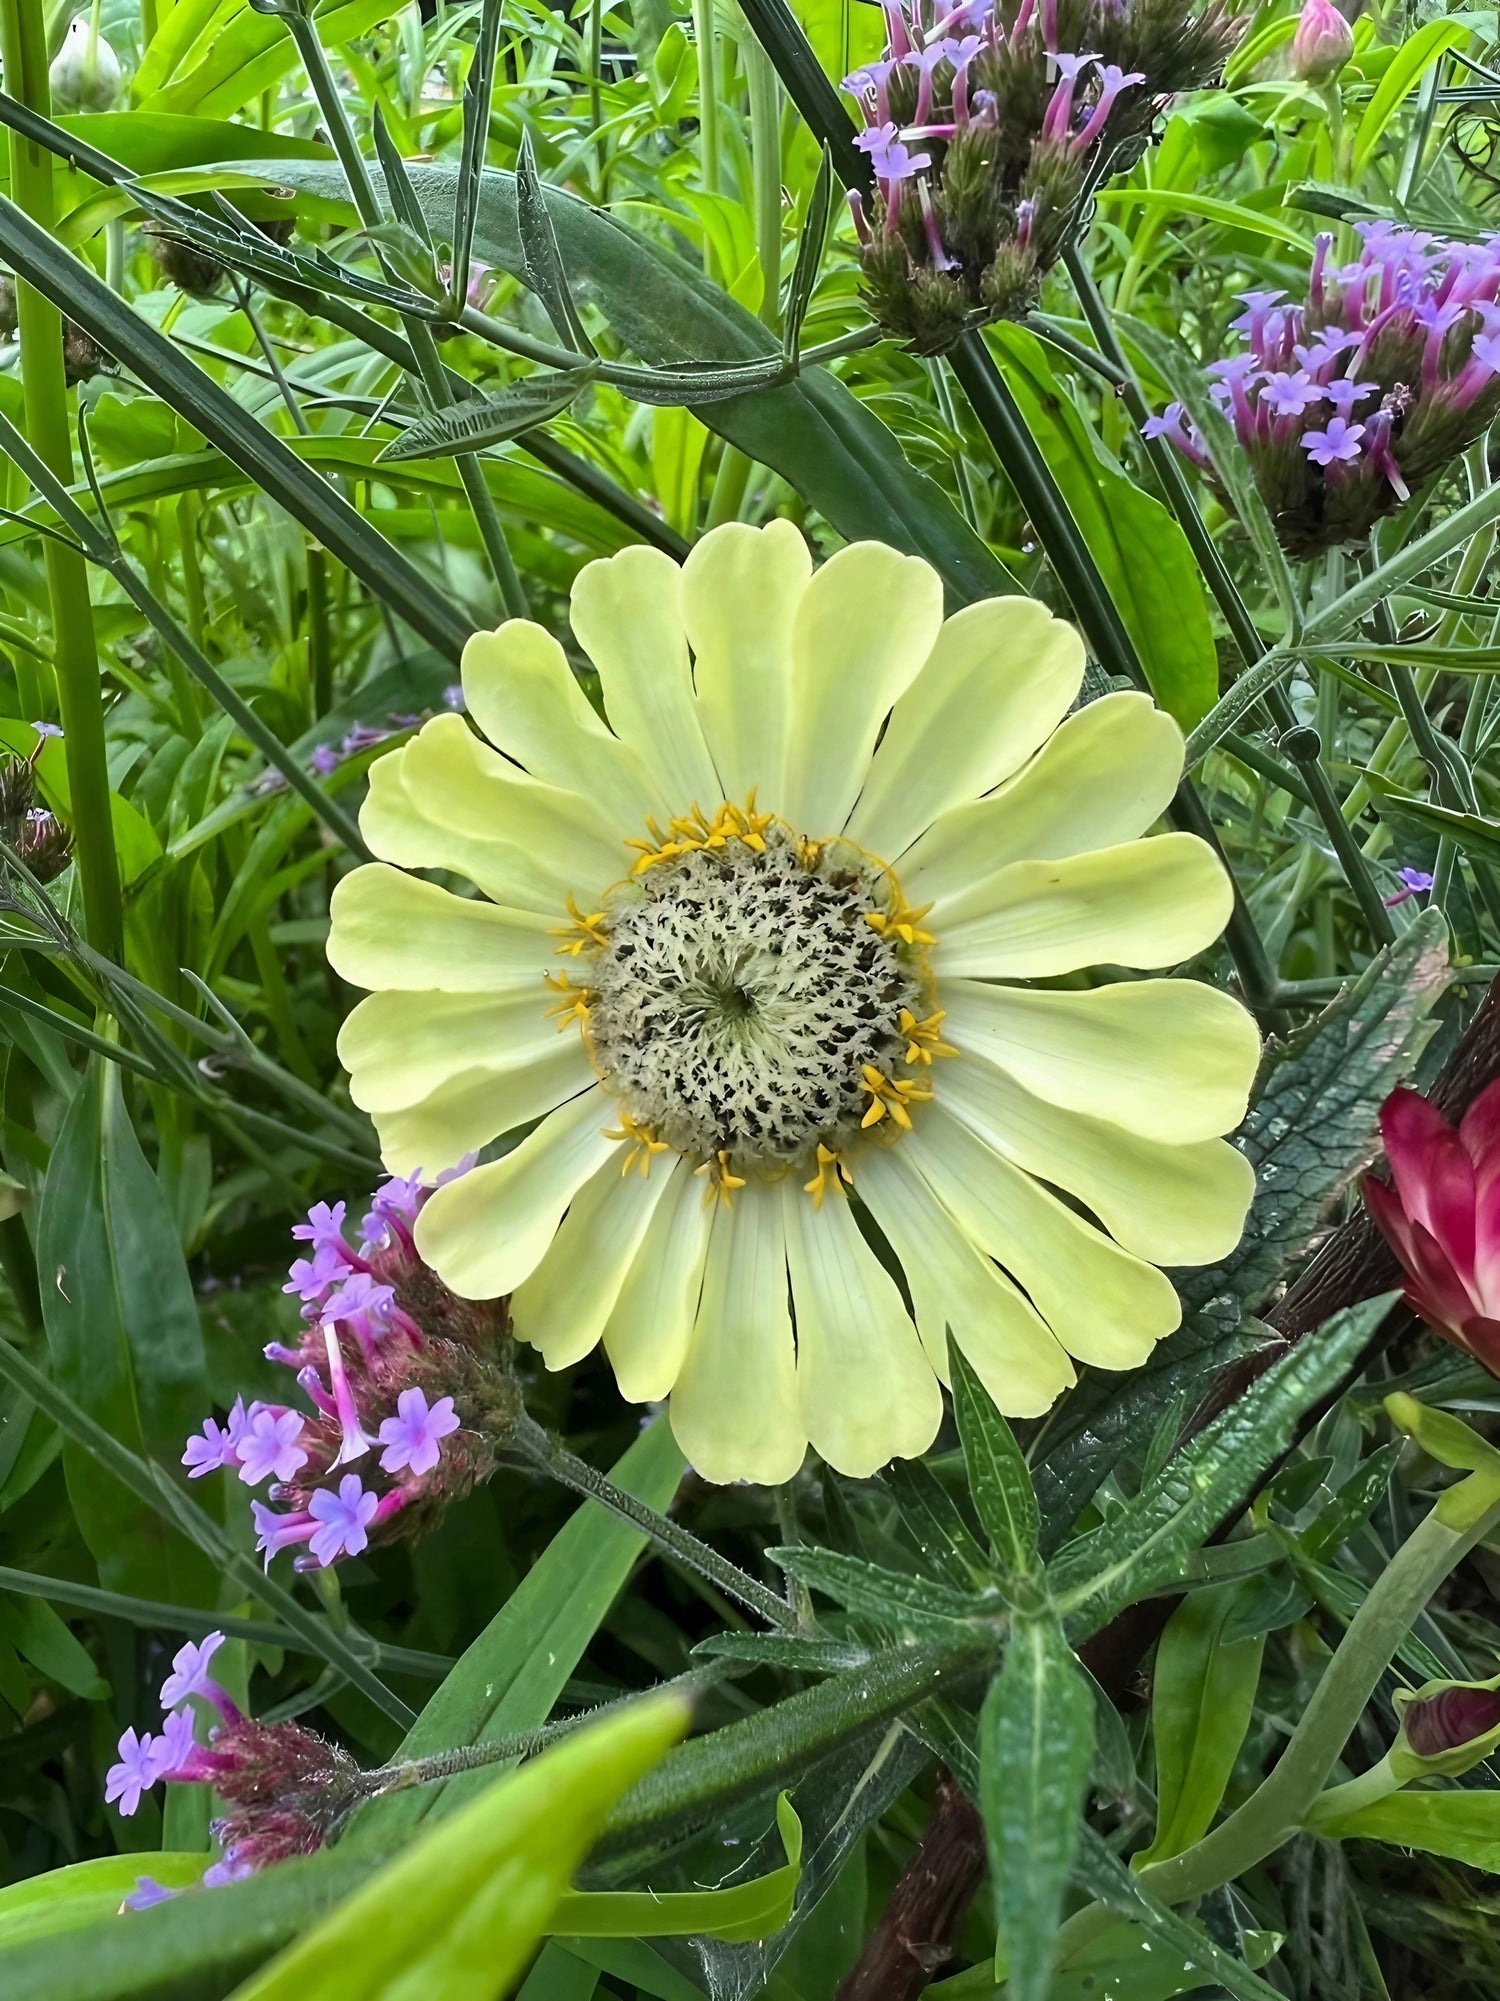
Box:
[582,819,927,1175]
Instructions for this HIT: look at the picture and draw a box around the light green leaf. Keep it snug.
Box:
[227,1694,691,2001]
[553,1795,801,1942]
[987,324,1218,727]
[1135,1582,1266,1867]
[980,1615,1096,2001]
[0,1855,206,1953]
[1092,186,1312,250]
[1352,21,1471,173]
[1312,1789,1500,1867]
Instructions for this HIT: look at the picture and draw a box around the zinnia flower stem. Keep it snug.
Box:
[510,1414,798,1630]
[1130,1482,1500,1909]
[0,0,122,959]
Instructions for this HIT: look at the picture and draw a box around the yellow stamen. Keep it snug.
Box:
[899,1008,958,1066]
[551,891,610,956]
[864,898,937,949]
[859,1065,933,1131]
[695,1149,747,1207]
[604,1109,671,1177]
[543,968,592,1032]
[803,1143,853,1209]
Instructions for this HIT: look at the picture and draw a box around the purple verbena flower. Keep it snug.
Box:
[854,120,930,181]
[105,1728,162,1817]
[182,1414,241,1479]
[1385,866,1436,907]
[236,1407,309,1487]
[307,1475,380,1566]
[310,744,341,777]
[252,1499,318,1566]
[122,1877,177,1912]
[379,1388,461,1477]
[161,1631,226,1709]
[292,1200,348,1255]
[284,1241,348,1303]
[1260,370,1323,418]
[1302,415,1365,465]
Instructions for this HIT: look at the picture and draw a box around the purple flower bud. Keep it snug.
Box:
[161,1631,226,1709]
[1291,0,1354,82]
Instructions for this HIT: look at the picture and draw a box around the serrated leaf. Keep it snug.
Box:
[379,374,589,463]
[1175,904,1449,1321]
[691,1633,872,1674]
[766,1545,984,1634]
[948,1334,1041,1580]
[515,130,596,357]
[881,1457,996,1591]
[1049,1296,1394,1636]
[980,1615,1095,2001]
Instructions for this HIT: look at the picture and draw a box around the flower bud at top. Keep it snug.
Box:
[49,15,123,112]
[1291,0,1354,81]
[1390,1672,1500,1781]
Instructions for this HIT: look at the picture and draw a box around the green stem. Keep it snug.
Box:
[511,1412,795,1630]
[703,443,752,527]
[694,0,722,251]
[742,7,782,328]
[1302,1751,1401,1831]
[0,0,122,959]
[282,5,527,618]
[1137,1488,1500,1906]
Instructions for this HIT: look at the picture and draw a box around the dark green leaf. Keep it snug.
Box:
[515,131,596,357]
[35,1059,216,1603]
[1302,1442,1403,1561]
[691,1633,873,1673]
[987,322,1219,727]
[949,1333,1040,1580]
[766,1544,984,1633]
[980,1614,1095,2001]
[1049,1297,1395,1636]
[378,374,590,463]
[881,1457,996,1591]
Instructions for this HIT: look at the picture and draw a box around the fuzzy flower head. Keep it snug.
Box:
[1151,224,1500,556]
[184,1171,514,1569]
[1364,1081,1500,1371]
[325,521,1262,1484]
[840,0,1237,351]
[108,1645,362,1890]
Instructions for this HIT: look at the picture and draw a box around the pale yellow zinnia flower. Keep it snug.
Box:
[326,522,1260,1484]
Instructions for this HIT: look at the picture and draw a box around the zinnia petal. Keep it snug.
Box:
[900,692,1186,907]
[602,1162,715,1402]
[327,866,555,994]
[512,1149,684,1370]
[570,544,721,806]
[941,976,1261,1145]
[781,541,944,833]
[856,1146,1076,1418]
[682,518,811,809]
[670,1184,804,1485]
[460,617,666,827]
[846,596,1083,860]
[932,833,1233,979]
[413,1087,618,1297]
[783,1180,944,1478]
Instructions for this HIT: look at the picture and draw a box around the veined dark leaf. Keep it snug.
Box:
[766,1544,986,1634]
[378,374,591,463]
[242,160,1017,605]
[1049,1297,1394,1637]
[980,1614,1095,2001]
[881,1457,996,1591]
[948,1334,1041,1581]
[691,1633,874,1674]
[34,1059,215,1603]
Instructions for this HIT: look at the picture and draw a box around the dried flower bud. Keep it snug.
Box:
[1291,0,1354,82]
[49,15,122,112]
[0,277,17,343]
[61,320,111,387]
[1391,1672,1500,1780]
[145,228,226,300]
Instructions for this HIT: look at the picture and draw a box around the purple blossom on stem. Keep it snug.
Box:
[359,1173,423,1254]
[155,1706,200,1778]
[236,1407,309,1487]
[323,1327,376,1465]
[253,1499,318,1565]
[379,1388,460,1477]
[1386,866,1435,907]
[1301,416,1365,465]
[1039,51,1099,142]
[854,120,931,181]
[182,1413,242,1478]
[1259,369,1323,418]
[306,1475,380,1565]
[292,1201,348,1256]
[1072,63,1144,151]
[105,1729,161,1817]
[161,1631,226,1709]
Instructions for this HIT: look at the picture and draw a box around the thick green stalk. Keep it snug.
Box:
[0,0,121,958]
[1136,1485,1500,1906]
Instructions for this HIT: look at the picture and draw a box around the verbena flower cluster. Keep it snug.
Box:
[1148,223,1500,555]
[183,1167,516,1567]
[107,1631,362,1899]
[842,0,1236,350]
